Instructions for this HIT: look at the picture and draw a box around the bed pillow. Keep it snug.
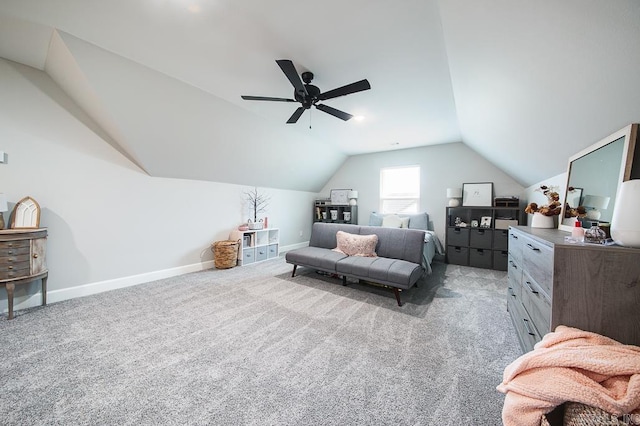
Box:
[333,231,378,257]
[382,214,403,228]
[369,212,384,227]
[406,212,430,230]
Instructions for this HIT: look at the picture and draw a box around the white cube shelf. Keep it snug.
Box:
[229,228,280,266]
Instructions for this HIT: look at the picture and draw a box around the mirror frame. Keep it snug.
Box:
[558,123,639,232]
[10,196,41,229]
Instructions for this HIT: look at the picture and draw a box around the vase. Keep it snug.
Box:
[530,213,554,229]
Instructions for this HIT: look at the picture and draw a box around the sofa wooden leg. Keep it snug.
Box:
[393,288,403,307]
[342,276,347,286]
[291,265,297,277]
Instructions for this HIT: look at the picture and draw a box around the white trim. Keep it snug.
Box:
[279,241,309,253]
[1,260,214,314]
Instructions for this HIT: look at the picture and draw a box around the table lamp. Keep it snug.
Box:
[0,193,8,230]
[447,188,462,207]
[582,195,610,220]
[611,180,640,248]
[348,190,358,206]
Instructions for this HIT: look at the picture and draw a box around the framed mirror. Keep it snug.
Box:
[559,123,639,232]
[10,196,41,229]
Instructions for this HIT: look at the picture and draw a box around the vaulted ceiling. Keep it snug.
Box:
[1,0,640,191]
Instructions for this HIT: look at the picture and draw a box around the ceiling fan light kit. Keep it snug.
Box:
[241,59,370,124]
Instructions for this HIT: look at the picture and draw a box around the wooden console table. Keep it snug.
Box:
[0,228,48,319]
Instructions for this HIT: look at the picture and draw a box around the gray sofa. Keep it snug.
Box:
[285,222,426,306]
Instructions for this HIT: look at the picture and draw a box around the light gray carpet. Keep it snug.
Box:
[0,257,521,425]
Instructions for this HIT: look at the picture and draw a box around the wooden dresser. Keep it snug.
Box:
[0,228,48,319]
[507,226,640,352]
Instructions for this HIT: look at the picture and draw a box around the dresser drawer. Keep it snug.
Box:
[0,246,30,257]
[521,237,553,296]
[493,229,509,251]
[0,240,30,250]
[469,248,492,268]
[447,227,469,246]
[267,244,278,259]
[0,254,31,268]
[470,228,493,249]
[0,265,31,280]
[447,246,469,265]
[508,228,524,265]
[507,296,542,353]
[521,272,551,335]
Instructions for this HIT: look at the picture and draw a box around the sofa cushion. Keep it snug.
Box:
[285,246,347,272]
[309,223,362,249]
[333,231,378,257]
[336,256,422,290]
[358,226,425,265]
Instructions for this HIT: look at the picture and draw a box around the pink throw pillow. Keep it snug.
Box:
[333,231,378,257]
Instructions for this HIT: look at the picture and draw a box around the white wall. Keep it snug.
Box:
[318,142,525,241]
[0,59,315,313]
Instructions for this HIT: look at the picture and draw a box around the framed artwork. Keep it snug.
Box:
[480,216,492,228]
[462,182,494,207]
[330,189,351,205]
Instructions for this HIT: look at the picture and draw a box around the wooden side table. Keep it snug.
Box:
[0,228,48,319]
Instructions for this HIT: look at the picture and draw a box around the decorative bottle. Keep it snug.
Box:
[584,224,606,244]
[571,221,584,242]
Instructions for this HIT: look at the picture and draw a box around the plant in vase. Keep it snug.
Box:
[243,187,270,229]
[525,185,561,228]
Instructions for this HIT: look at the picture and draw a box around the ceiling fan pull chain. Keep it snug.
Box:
[309,109,312,129]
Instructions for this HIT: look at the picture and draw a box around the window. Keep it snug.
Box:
[380,166,420,213]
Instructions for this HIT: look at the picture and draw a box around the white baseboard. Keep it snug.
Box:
[1,260,215,314]
[279,241,309,253]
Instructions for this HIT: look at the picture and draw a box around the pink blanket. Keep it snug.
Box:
[497,326,640,426]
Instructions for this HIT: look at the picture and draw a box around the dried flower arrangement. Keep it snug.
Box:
[525,185,562,216]
[564,186,587,218]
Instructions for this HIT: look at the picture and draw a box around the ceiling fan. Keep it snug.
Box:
[241,59,371,124]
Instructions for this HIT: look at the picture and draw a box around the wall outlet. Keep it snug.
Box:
[0,151,5,163]
[299,230,303,237]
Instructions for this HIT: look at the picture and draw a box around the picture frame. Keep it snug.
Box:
[462,182,494,207]
[330,189,351,205]
[480,216,492,228]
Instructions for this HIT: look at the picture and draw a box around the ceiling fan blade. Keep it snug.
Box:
[317,79,371,101]
[315,104,353,121]
[241,95,296,102]
[287,107,306,124]
[276,59,308,97]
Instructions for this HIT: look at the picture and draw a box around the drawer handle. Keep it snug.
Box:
[454,228,461,234]
[509,261,518,269]
[7,250,13,254]
[478,229,485,235]
[8,266,13,270]
[524,281,538,294]
[510,234,518,239]
[33,254,39,259]
[508,287,516,298]
[526,243,540,252]
[522,318,536,336]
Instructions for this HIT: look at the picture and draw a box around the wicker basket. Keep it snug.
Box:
[212,240,239,269]
[542,402,638,426]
